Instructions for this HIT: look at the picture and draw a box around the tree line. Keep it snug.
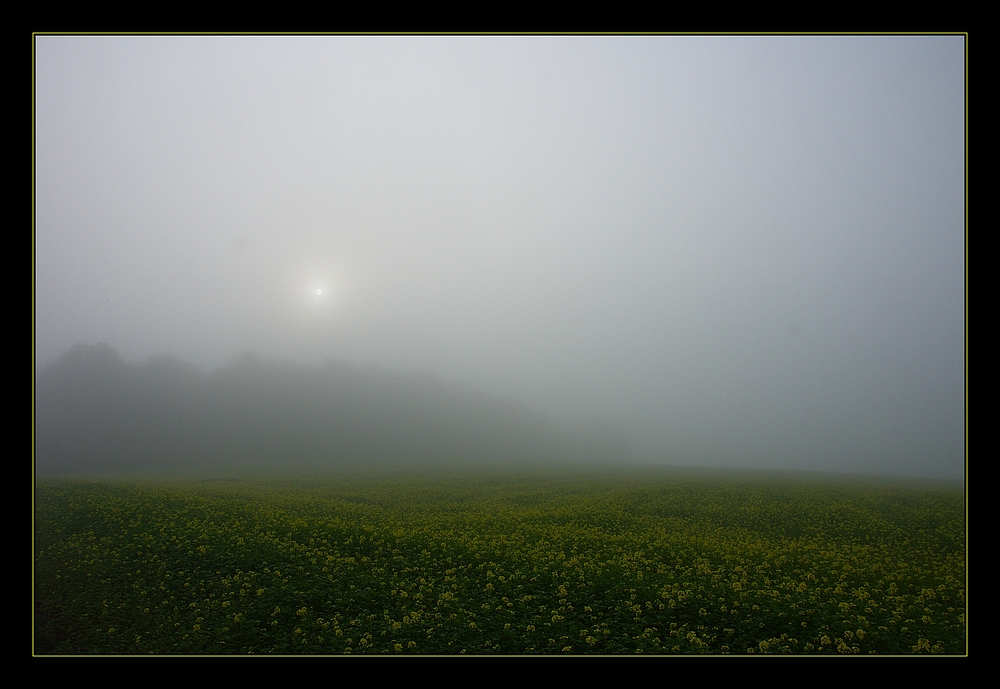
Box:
[34,344,632,474]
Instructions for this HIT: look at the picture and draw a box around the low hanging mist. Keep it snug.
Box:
[34,37,965,481]
[34,343,632,474]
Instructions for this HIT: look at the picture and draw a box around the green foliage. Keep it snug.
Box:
[34,470,965,655]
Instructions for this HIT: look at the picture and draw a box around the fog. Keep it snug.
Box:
[34,36,965,479]
[35,343,631,474]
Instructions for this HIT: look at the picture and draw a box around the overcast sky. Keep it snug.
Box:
[34,35,966,479]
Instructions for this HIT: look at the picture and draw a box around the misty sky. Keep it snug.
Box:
[34,35,965,479]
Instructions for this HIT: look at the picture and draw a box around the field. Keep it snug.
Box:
[33,468,966,655]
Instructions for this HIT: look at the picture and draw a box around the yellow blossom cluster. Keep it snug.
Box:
[34,470,964,654]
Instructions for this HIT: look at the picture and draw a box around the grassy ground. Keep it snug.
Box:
[33,467,966,655]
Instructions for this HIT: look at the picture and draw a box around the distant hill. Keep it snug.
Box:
[34,344,632,474]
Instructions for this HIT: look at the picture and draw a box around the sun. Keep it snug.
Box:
[315,288,323,296]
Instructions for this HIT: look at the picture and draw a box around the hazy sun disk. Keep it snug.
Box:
[316,289,323,295]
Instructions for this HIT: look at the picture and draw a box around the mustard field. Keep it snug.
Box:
[34,469,966,655]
